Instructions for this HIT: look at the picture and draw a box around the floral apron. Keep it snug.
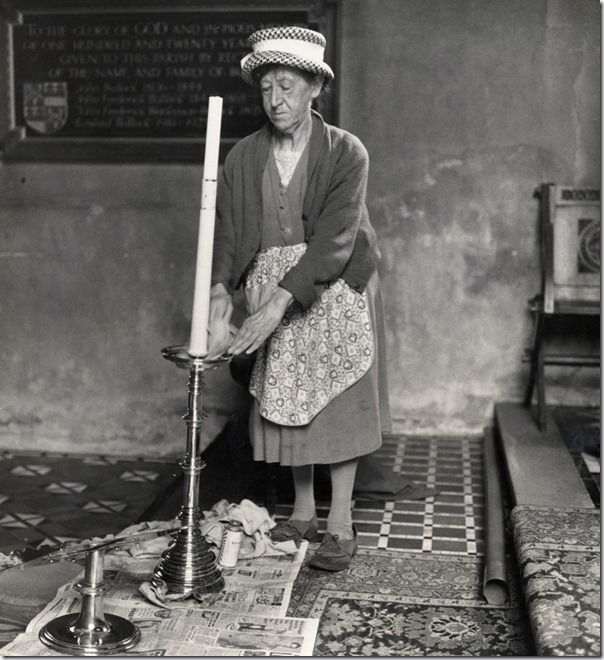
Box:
[246,243,374,426]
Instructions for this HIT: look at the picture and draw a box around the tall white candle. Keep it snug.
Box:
[188,96,223,356]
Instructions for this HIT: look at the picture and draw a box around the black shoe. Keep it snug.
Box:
[308,526,358,571]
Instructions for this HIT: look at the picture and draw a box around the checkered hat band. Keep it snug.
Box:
[249,26,325,47]
[253,38,324,62]
[240,50,333,83]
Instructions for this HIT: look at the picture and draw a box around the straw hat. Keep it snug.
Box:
[240,26,334,85]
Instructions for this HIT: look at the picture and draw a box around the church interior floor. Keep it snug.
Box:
[0,432,538,655]
[277,434,485,556]
[1,404,599,654]
[0,434,485,558]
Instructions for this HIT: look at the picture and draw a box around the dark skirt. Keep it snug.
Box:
[250,270,391,466]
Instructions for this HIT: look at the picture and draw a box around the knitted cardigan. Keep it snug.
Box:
[211,110,380,310]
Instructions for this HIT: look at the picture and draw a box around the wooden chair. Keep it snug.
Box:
[524,183,601,430]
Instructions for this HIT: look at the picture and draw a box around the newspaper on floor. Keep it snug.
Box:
[105,539,307,617]
[1,601,318,656]
[1,541,318,656]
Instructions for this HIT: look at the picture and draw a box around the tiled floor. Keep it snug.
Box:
[1,434,527,656]
[6,416,593,655]
[275,434,485,557]
[0,450,177,556]
[0,435,486,561]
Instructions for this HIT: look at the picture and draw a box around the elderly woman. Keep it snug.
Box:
[209,26,390,571]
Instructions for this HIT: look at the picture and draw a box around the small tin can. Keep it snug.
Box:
[218,520,243,567]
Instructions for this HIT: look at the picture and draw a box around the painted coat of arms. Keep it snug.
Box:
[23,82,68,135]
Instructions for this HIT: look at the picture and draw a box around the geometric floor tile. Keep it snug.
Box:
[120,470,160,483]
[36,535,82,548]
[81,500,128,514]
[0,435,534,657]
[0,438,492,561]
[275,435,488,558]
[44,482,88,495]
[0,513,45,528]
[10,465,52,477]
[0,451,179,555]
[0,429,593,657]
[82,457,121,466]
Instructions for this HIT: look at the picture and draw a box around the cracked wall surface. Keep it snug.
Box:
[339,0,600,431]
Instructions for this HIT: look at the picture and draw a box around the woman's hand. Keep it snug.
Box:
[210,283,233,319]
[229,286,293,355]
[207,283,234,358]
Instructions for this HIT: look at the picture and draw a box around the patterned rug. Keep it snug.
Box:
[512,505,600,656]
[0,438,536,655]
[287,547,535,656]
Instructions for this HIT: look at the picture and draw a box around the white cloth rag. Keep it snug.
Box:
[201,498,294,559]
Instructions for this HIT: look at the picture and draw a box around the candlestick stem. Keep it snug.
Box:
[39,548,140,655]
[151,346,230,596]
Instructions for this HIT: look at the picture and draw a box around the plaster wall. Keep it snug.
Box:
[0,0,600,455]
[339,0,600,433]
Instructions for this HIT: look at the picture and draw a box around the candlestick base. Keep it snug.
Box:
[40,613,140,657]
[152,345,232,597]
[36,530,177,656]
[152,503,225,596]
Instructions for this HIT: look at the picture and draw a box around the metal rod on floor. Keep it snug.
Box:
[482,428,509,605]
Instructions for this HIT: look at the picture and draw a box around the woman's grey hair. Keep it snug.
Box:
[252,63,330,94]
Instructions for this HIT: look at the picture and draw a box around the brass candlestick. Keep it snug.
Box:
[34,528,178,655]
[151,345,230,596]
[40,546,140,656]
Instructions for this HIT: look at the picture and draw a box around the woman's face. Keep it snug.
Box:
[259,66,322,135]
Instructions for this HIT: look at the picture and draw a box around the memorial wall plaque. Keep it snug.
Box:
[0,0,337,161]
